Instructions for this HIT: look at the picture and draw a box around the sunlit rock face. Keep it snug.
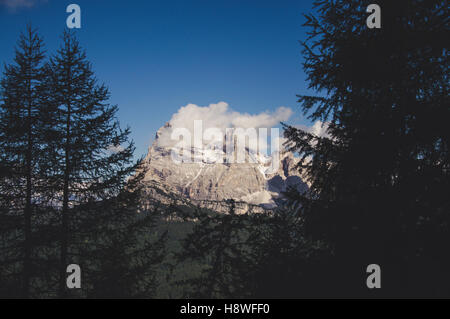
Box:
[142,123,308,210]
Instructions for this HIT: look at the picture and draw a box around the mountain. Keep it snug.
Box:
[141,123,308,210]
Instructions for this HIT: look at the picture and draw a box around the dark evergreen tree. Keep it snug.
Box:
[283,0,449,297]
[245,205,332,298]
[1,27,167,299]
[43,30,138,297]
[72,171,168,299]
[0,25,46,298]
[176,200,329,298]
[178,200,257,298]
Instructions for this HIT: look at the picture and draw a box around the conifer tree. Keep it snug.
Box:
[244,205,331,298]
[43,31,136,297]
[79,181,168,299]
[178,200,257,298]
[0,25,46,298]
[284,0,449,297]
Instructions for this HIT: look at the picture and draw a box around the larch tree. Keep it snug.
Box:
[44,31,136,297]
[284,0,449,297]
[0,25,46,298]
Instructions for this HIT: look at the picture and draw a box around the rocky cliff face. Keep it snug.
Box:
[142,123,307,209]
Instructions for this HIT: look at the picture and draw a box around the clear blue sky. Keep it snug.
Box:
[0,0,316,159]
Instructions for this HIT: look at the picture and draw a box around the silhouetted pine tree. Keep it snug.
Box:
[1,27,169,299]
[283,0,449,297]
[177,200,258,298]
[244,205,332,298]
[0,25,46,298]
[43,30,137,297]
[72,170,168,299]
[176,200,329,298]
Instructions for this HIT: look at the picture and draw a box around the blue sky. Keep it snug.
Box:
[0,0,316,159]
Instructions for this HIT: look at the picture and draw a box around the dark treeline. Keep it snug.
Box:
[1,0,448,299]
[0,26,166,298]
[176,0,449,298]
[282,0,449,297]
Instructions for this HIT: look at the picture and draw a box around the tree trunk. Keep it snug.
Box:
[23,110,32,298]
[59,100,71,298]
[23,47,33,298]
[59,60,71,297]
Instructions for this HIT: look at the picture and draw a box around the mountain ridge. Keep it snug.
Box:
[141,123,308,211]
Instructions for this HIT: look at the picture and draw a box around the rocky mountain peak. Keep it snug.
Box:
[142,123,308,209]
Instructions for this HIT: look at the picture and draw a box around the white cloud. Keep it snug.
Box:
[0,0,47,12]
[106,144,124,154]
[152,102,332,173]
[290,121,331,169]
[168,102,292,131]
[296,120,330,138]
[155,102,293,154]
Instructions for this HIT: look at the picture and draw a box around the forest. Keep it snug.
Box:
[0,0,448,299]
